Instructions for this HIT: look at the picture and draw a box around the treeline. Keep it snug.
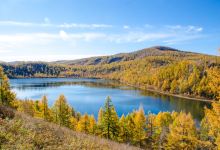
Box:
[1,66,220,149]
[0,63,69,78]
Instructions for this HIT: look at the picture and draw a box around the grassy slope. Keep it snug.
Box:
[0,110,139,150]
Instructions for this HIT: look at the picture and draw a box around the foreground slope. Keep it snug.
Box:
[0,109,139,150]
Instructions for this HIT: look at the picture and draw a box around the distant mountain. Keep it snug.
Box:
[53,46,201,66]
[0,46,212,66]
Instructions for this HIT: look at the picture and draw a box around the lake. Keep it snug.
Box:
[10,78,210,121]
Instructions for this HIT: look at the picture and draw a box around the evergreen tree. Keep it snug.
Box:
[102,96,119,140]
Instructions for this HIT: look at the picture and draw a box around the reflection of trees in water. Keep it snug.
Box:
[11,80,133,91]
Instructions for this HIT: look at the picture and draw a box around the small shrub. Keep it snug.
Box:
[0,106,15,119]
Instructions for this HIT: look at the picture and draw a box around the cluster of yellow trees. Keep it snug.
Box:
[1,66,220,149]
[105,59,220,100]
[66,56,220,100]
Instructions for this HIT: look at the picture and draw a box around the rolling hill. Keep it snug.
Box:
[53,46,203,65]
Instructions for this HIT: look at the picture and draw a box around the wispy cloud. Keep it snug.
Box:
[0,20,113,29]
[0,24,204,48]
[166,25,203,33]
[163,25,204,44]
[58,23,112,29]
[109,32,173,43]
[163,35,204,45]
[0,23,205,61]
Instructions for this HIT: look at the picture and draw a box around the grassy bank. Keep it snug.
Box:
[0,108,139,150]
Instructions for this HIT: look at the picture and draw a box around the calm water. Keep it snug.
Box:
[10,78,210,121]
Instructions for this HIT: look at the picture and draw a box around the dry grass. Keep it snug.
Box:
[0,111,141,150]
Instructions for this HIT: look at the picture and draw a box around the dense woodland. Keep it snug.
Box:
[1,47,220,100]
[0,66,220,149]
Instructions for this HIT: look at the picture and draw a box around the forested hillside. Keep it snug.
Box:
[1,67,220,149]
[53,46,195,65]
[1,46,220,100]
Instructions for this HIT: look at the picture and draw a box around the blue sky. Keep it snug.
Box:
[0,0,219,61]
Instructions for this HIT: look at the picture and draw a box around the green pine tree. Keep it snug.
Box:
[102,96,119,140]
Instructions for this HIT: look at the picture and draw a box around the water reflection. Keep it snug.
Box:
[11,79,131,91]
[10,78,210,121]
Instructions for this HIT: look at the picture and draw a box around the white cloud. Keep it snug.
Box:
[187,25,203,33]
[0,21,34,27]
[0,24,204,50]
[0,20,113,29]
[0,32,106,44]
[123,25,130,29]
[59,30,69,40]
[59,23,112,29]
[109,32,172,43]
[160,25,204,45]
[166,25,203,33]
[163,35,204,45]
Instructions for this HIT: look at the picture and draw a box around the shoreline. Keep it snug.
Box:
[142,87,212,102]
[111,80,213,103]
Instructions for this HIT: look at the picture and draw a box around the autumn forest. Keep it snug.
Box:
[0,46,220,149]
